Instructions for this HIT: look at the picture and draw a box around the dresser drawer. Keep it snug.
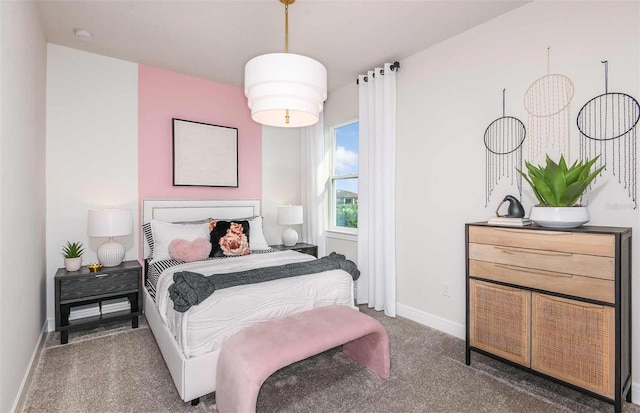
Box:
[468,226,615,257]
[468,243,614,280]
[59,270,139,301]
[469,260,614,303]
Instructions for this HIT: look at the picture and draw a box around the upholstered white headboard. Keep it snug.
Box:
[142,199,261,258]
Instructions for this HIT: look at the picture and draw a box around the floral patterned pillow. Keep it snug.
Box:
[209,220,251,257]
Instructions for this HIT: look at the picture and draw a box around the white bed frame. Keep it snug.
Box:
[142,199,261,403]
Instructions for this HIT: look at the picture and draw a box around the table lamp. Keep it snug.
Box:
[88,208,133,267]
[277,205,303,246]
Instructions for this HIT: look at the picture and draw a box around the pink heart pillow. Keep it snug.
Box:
[168,238,212,263]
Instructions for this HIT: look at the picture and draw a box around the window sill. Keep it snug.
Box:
[326,230,357,242]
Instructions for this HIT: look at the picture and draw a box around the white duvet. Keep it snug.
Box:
[156,250,355,358]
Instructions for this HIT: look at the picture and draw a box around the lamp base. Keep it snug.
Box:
[97,239,125,267]
[281,227,299,247]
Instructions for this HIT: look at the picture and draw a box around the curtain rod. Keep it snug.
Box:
[356,61,400,85]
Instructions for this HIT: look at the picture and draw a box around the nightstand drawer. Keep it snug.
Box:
[291,246,314,255]
[270,243,318,257]
[60,270,139,301]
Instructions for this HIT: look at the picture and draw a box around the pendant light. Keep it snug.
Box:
[244,0,327,128]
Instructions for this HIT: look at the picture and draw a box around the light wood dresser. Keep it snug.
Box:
[465,223,631,412]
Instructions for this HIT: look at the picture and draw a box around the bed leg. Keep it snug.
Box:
[190,398,200,406]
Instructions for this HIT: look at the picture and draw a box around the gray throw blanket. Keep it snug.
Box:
[168,252,360,312]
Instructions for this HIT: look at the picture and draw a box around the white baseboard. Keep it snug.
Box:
[396,303,465,340]
[47,317,55,332]
[396,303,639,406]
[631,383,640,406]
[11,319,48,413]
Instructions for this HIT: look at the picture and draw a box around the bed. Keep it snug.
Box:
[142,199,356,403]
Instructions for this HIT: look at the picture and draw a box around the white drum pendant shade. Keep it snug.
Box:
[245,53,327,128]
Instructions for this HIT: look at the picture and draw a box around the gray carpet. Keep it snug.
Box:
[21,307,640,413]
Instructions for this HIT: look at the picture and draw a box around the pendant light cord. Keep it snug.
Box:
[284,2,289,53]
[284,1,290,123]
[281,0,295,124]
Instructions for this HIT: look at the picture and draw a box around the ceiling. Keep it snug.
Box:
[36,0,529,93]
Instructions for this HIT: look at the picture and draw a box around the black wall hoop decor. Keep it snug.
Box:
[484,89,526,206]
[577,61,640,207]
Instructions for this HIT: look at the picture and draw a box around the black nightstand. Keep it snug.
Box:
[54,260,142,344]
[270,242,318,258]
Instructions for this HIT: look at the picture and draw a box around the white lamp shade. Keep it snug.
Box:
[88,209,133,237]
[245,53,327,128]
[277,205,303,225]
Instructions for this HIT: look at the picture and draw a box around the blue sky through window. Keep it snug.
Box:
[334,122,359,194]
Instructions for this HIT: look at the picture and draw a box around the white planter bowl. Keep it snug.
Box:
[64,257,82,272]
[529,206,590,229]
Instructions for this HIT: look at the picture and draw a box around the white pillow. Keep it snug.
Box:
[150,220,211,263]
[247,216,269,250]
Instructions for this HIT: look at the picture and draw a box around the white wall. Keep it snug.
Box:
[396,0,639,381]
[0,2,47,411]
[325,83,358,126]
[45,45,139,329]
[262,126,302,245]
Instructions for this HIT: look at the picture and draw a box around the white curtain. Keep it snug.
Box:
[300,113,327,257]
[356,63,397,317]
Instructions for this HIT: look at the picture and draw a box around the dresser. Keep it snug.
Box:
[465,223,631,412]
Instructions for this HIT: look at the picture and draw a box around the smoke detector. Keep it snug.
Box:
[74,28,92,42]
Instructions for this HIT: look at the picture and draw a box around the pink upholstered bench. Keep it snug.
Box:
[215,305,390,413]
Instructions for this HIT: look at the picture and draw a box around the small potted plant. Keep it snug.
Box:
[517,154,605,228]
[62,241,85,271]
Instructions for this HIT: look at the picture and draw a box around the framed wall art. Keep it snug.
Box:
[172,118,238,187]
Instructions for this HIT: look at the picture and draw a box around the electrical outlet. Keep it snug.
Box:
[442,282,451,297]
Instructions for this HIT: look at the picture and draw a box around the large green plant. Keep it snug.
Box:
[516,154,605,207]
[62,241,85,258]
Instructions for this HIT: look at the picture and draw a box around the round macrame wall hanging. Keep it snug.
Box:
[577,61,640,207]
[524,48,574,163]
[484,89,526,206]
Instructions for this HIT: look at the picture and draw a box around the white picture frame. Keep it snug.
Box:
[172,118,238,187]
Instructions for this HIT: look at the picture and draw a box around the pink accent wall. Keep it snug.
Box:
[138,65,262,201]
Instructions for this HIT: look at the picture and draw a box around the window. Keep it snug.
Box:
[330,120,358,231]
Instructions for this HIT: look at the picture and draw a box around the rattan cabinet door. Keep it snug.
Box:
[531,293,615,398]
[469,279,531,366]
